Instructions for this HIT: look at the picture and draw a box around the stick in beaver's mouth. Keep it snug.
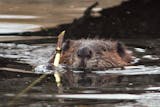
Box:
[53,31,65,87]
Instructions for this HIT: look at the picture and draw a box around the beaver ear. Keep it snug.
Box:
[62,39,72,52]
[116,42,126,58]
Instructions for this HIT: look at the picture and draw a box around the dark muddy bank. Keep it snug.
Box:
[14,0,160,39]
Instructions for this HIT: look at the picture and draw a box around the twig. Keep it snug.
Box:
[7,31,65,106]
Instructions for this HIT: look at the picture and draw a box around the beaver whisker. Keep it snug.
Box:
[96,57,114,67]
[88,56,114,69]
[106,57,118,66]
[101,61,112,69]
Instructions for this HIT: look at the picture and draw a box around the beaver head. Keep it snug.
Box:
[59,39,132,70]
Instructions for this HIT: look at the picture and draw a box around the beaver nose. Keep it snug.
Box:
[77,47,92,59]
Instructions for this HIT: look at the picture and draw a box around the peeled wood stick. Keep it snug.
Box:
[53,31,65,67]
[53,31,65,87]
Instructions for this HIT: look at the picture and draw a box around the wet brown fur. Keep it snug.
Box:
[50,39,132,70]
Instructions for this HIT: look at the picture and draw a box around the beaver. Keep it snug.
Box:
[49,39,132,70]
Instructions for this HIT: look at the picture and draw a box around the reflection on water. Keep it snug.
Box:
[0,22,41,34]
[0,43,53,65]
[1,70,160,107]
[0,14,38,19]
[0,0,123,34]
[0,40,160,106]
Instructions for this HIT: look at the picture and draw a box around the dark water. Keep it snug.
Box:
[0,0,160,107]
[0,39,160,107]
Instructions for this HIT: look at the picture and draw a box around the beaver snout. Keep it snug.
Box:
[77,47,92,68]
[77,47,92,59]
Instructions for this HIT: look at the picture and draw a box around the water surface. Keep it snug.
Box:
[0,39,160,107]
[0,0,160,107]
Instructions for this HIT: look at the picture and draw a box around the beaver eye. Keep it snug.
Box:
[62,40,71,52]
[102,47,106,51]
[117,42,125,58]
